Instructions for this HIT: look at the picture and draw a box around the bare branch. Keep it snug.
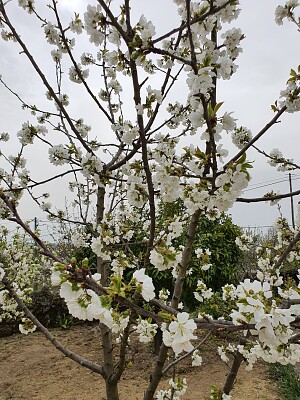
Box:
[225,106,287,167]
[237,189,300,203]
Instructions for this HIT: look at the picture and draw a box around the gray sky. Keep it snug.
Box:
[1,0,300,233]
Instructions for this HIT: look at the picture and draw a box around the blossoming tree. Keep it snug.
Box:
[1,1,300,399]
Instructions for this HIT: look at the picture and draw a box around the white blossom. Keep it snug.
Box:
[192,350,203,366]
[69,64,89,84]
[133,268,155,302]
[136,319,158,343]
[138,15,156,44]
[18,0,35,13]
[84,5,105,46]
[0,266,5,281]
[162,312,197,356]
[19,318,37,334]
[48,145,69,166]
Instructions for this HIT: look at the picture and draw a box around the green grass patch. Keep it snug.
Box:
[269,363,300,400]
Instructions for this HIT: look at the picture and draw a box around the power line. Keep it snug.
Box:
[247,177,288,188]
[245,174,300,192]
[244,178,288,192]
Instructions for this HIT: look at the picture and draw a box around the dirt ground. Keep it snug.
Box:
[0,324,281,400]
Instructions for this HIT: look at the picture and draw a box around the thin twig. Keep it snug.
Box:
[162,331,211,374]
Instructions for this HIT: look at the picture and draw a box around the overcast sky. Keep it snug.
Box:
[1,0,300,234]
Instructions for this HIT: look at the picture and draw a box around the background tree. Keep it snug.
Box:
[1,1,300,400]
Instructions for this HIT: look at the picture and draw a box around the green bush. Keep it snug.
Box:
[269,363,300,400]
[151,206,242,310]
[30,286,70,327]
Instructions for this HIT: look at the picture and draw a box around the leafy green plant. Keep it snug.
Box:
[269,363,300,400]
[56,313,73,330]
[149,204,243,310]
[196,291,236,320]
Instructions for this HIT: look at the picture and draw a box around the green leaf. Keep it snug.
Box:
[213,102,224,114]
[236,152,247,165]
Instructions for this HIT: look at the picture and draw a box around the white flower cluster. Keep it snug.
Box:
[108,26,121,47]
[162,312,197,356]
[279,80,300,112]
[132,268,155,302]
[135,319,158,343]
[166,102,186,129]
[235,234,252,252]
[75,118,91,138]
[222,395,232,400]
[231,126,252,149]
[72,231,91,248]
[0,30,17,42]
[153,165,183,204]
[17,122,47,145]
[18,0,35,13]
[0,266,4,281]
[0,228,51,330]
[191,349,203,366]
[136,15,156,45]
[0,132,9,142]
[69,64,89,84]
[275,1,299,25]
[0,198,12,219]
[195,248,212,271]
[69,16,84,35]
[89,216,139,271]
[48,145,70,166]
[186,68,215,97]
[146,85,163,105]
[150,134,184,203]
[17,168,30,188]
[19,317,37,334]
[267,148,295,171]
[156,378,187,400]
[112,121,139,145]
[185,163,249,216]
[84,4,105,46]
[150,247,182,272]
[194,280,213,302]
[217,27,243,79]
[166,219,184,245]
[90,236,105,258]
[221,27,243,61]
[222,284,236,301]
[81,153,104,186]
[44,22,60,46]
[52,266,130,332]
[126,174,147,208]
[59,280,106,322]
[229,278,300,368]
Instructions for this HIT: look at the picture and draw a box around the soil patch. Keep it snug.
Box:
[0,324,281,400]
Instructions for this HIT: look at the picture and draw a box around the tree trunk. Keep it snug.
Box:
[144,344,169,400]
[100,323,120,400]
[105,380,120,400]
[153,327,163,356]
[223,340,245,395]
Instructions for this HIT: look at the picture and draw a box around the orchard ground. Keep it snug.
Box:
[0,323,281,400]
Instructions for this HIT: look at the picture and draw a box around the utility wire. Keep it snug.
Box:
[245,175,300,192]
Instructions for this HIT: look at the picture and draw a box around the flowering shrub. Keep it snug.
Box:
[0,226,51,332]
[1,1,300,399]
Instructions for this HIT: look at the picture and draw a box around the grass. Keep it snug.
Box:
[269,363,300,400]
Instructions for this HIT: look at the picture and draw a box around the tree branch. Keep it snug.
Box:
[2,274,105,377]
[237,189,300,203]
